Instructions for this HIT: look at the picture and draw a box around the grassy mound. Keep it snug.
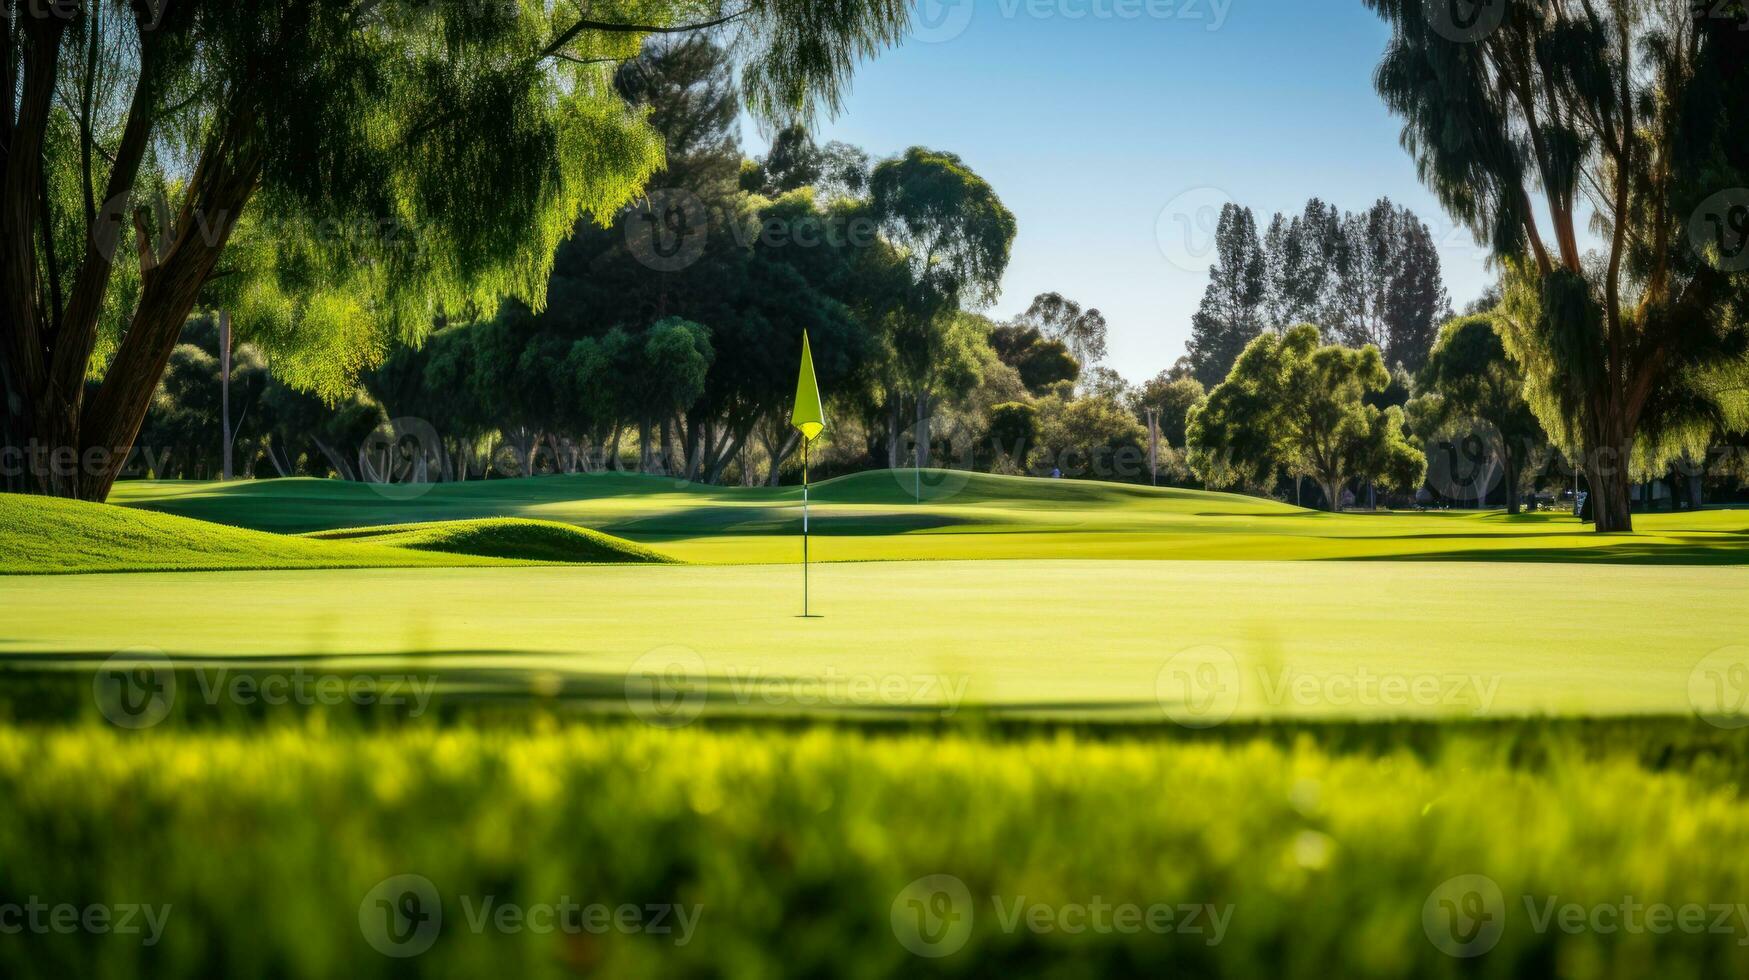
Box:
[0,494,671,573]
[306,518,674,564]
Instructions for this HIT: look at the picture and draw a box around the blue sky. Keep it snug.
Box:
[747,0,1499,383]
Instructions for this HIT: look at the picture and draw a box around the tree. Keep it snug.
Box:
[983,401,1037,471]
[1031,392,1148,483]
[1130,372,1205,448]
[0,0,910,500]
[989,323,1079,395]
[1188,324,1425,511]
[1366,0,1749,531]
[868,146,1016,468]
[1013,291,1108,366]
[1409,314,1546,514]
[1184,204,1266,387]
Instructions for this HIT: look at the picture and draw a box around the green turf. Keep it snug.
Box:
[0,493,669,573]
[111,471,1749,565]
[303,518,675,564]
[3,716,1747,978]
[5,559,1744,720]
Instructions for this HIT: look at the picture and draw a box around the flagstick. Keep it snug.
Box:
[802,438,810,617]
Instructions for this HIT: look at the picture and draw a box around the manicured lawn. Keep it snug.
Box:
[110,471,1749,565]
[0,493,669,573]
[4,559,1744,721]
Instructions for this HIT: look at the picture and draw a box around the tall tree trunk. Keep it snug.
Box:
[220,310,233,480]
[1586,448,1634,532]
[886,391,900,468]
[914,392,930,469]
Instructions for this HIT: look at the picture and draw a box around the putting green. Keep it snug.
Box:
[111,471,1749,565]
[5,559,1744,720]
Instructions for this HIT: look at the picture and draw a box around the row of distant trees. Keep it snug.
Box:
[1184,197,1451,388]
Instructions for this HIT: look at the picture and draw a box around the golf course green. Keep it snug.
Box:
[5,473,1749,978]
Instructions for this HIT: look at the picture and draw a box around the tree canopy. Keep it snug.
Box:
[1,0,912,499]
[1188,323,1426,510]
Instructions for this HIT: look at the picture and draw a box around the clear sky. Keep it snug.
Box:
[747,0,1500,384]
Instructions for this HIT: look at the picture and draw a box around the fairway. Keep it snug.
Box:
[6,558,1744,720]
[110,472,1749,566]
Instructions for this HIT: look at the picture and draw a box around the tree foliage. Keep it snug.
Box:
[1366,0,1749,530]
[1,0,912,499]
[1188,324,1425,510]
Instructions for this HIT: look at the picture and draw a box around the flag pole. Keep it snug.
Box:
[802,438,810,617]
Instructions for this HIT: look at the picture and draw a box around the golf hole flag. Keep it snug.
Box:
[792,332,826,616]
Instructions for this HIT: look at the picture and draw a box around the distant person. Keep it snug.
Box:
[1050,467,1062,479]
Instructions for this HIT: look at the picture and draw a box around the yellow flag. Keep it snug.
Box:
[791,331,825,443]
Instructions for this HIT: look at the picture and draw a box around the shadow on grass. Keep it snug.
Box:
[6,652,1749,784]
[1331,536,1749,565]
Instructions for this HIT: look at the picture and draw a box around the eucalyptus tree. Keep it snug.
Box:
[0,0,909,499]
[1187,324,1425,511]
[1365,0,1749,530]
[1409,314,1546,513]
[1014,291,1109,367]
[867,146,1015,468]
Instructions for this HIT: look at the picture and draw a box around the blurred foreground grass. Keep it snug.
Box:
[3,711,1748,979]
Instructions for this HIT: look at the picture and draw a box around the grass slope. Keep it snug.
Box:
[112,471,1749,565]
[0,494,669,574]
[3,718,1747,978]
[305,518,675,564]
